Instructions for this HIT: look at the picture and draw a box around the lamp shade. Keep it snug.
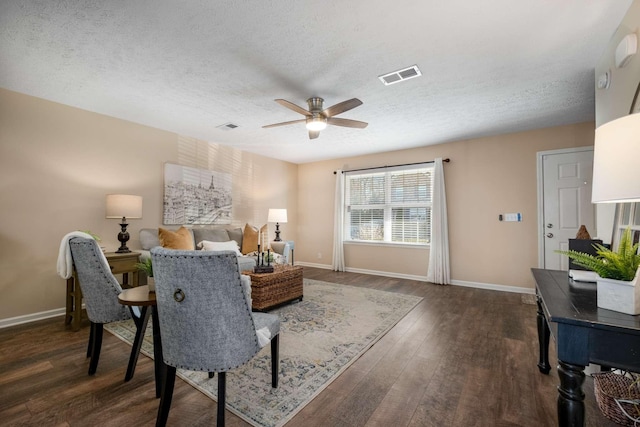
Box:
[106,194,143,219]
[268,208,287,223]
[592,113,640,203]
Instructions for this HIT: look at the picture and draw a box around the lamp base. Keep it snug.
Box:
[116,222,131,253]
[274,222,282,242]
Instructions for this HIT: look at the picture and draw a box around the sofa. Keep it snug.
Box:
[138,226,292,273]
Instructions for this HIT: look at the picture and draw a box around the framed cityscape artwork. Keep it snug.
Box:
[163,163,232,225]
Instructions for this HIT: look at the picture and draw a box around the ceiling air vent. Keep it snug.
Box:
[378,65,422,86]
[216,123,239,131]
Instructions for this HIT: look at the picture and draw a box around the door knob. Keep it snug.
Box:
[546,233,554,238]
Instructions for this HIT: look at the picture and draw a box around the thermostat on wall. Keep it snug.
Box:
[499,213,522,222]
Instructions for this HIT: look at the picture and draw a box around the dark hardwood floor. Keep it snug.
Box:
[0,267,617,426]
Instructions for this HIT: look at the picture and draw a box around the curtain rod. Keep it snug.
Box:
[333,158,450,174]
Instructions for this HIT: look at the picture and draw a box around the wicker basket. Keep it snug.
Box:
[593,371,640,425]
[244,265,303,311]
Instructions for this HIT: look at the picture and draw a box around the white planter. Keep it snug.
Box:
[597,271,640,315]
[148,277,155,293]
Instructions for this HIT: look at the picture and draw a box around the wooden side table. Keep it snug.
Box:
[65,251,140,331]
[270,240,295,265]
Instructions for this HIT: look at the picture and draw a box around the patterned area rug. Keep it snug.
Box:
[105,278,422,427]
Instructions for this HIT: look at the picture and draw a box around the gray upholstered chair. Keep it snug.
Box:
[150,248,280,427]
[68,237,147,379]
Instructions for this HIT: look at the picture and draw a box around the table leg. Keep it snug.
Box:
[152,306,164,399]
[66,274,83,331]
[557,360,585,427]
[537,295,551,374]
[125,306,150,382]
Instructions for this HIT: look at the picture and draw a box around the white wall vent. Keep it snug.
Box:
[378,65,422,86]
[216,123,239,131]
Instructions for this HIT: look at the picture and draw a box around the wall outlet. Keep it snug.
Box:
[317,252,322,259]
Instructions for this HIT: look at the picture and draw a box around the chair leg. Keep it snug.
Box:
[156,365,176,427]
[217,372,226,426]
[87,321,95,358]
[271,334,279,388]
[88,322,103,375]
[125,306,150,382]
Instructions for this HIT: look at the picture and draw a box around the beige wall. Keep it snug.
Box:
[6,0,638,321]
[297,122,595,289]
[0,88,297,322]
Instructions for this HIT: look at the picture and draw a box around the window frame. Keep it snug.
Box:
[343,164,434,247]
[613,202,640,250]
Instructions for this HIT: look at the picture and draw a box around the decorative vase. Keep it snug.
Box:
[597,273,640,315]
[148,277,155,293]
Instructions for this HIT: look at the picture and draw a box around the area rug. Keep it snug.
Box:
[105,278,422,427]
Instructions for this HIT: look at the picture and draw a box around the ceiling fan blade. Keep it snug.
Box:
[275,99,310,116]
[327,117,368,129]
[262,119,307,129]
[308,130,320,139]
[322,98,363,117]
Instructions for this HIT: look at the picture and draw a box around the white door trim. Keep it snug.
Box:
[536,146,594,268]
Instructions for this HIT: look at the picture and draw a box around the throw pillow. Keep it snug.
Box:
[158,226,194,250]
[198,240,242,256]
[227,227,244,249]
[241,223,269,255]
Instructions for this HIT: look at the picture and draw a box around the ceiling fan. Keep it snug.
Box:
[263,97,368,139]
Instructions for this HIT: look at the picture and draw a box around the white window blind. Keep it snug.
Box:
[613,202,640,250]
[345,165,433,245]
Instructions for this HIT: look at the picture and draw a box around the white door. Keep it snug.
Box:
[541,149,595,270]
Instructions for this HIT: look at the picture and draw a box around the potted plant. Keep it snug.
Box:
[135,258,154,292]
[557,228,640,314]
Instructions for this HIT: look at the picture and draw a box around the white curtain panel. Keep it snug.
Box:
[332,170,346,271]
[427,158,451,285]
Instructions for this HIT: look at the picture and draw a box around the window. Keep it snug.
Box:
[344,165,433,245]
[613,202,640,249]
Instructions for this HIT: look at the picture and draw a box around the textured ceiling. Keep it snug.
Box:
[0,1,632,164]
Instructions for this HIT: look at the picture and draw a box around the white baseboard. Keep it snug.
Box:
[450,279,535,295]
[295,261,333,269]
[344,266,430,282]
[0,307,66,329]
[296,262,535,295]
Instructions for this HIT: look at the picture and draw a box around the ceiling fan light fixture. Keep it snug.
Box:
[264,97,367,138]
[306,117,327,131]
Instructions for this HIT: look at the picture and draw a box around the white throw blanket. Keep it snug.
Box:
[256,328,271,348]
[56,231,108,279]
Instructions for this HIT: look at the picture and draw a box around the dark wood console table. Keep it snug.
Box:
[532,268,640,426]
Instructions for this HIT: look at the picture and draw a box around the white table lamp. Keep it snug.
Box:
[268,208,288,241]
[106,194,143,253]
[592,113,640,204]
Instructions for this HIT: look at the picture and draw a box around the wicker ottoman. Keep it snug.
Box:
[243,265,303,311]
